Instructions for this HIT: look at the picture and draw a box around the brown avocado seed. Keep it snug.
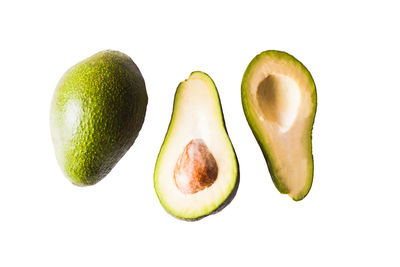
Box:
[174,139,218,194]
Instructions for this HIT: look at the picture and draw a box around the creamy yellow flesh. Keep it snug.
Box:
[248,62,313,198]
[155,75,236,218]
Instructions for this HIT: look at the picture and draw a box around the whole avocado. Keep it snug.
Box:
[50,50,148,186]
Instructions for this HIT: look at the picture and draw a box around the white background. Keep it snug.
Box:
[1,0,399,266]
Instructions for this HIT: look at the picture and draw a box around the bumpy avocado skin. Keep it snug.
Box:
[50,50,148,186]
[241,50,317,201]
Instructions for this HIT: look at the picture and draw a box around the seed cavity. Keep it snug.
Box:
[174,139,218,194]
[256,74,301,132]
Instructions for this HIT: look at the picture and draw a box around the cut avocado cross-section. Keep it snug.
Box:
[242,50,317,201]
[154,71,239,220]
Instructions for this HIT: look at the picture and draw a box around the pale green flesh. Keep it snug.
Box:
[242,51,316,201]
[154,72,238,220]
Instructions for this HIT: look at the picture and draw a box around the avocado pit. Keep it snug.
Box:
[174,138,218,194]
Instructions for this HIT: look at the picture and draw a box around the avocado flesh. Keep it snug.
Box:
[50,50,148,186]
[242,50,316,201]
[154,71,239,220]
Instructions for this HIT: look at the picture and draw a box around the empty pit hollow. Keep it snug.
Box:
[256,74,301,131]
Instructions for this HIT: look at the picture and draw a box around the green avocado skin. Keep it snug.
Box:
[50,50,148,186]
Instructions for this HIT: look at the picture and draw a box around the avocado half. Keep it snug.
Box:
[154,71,239,220]
[50,50,148,186]
[241,50,317,201]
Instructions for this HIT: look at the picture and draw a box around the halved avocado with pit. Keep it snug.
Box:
[241,50,317,201]
[154,71,239,220]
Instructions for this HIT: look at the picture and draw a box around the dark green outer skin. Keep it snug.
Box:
[154,71,240,221]
[241,50,317,201]
[50,50,148,186]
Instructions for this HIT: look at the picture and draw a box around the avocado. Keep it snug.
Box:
[50,50,148,186]
[241,50,317,201]
[154,71,239,220]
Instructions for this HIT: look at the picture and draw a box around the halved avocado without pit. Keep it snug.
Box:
[154,71,239,220]
[241,50,317,201]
